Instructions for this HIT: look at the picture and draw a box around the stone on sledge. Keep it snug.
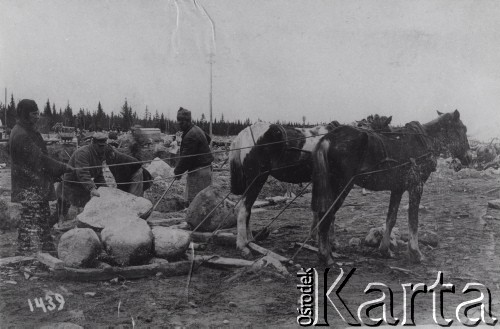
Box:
[101,216,153,266]
[76,187,152,230]
[152,227,191,260]
[185,186,237,232]
[57,228,102,268]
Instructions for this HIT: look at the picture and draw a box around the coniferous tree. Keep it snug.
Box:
[120,99,133,131]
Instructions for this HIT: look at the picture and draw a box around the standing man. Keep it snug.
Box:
[56,132,108,221]
[8,99,74,254]
[174,107,214,204]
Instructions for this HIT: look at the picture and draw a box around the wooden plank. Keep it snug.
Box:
[52,260,192,281]
[0,256,35,267]
[147,217,185,227]
[294,242,318,253]
[191,255,255,268]
[37,252,64,270]
[248,242,290,263]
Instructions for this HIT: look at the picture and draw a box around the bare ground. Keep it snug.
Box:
[1,163,500,328]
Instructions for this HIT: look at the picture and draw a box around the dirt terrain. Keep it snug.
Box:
[1,155,500,328]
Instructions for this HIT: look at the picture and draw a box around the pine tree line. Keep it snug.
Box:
[0,95,311,136]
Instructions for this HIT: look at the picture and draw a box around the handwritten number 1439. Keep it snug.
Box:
[28,294,65,312]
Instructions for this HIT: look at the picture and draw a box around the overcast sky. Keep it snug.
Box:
[1,0,499,140]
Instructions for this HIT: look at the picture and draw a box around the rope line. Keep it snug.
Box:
[61,164,213,185]
[64,130,334,170]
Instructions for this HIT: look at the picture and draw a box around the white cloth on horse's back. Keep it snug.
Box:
[146,158,175,179]
[76,187,152,230]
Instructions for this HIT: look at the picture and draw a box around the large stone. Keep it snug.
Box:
[185,186,237,232]
[152,227,191,260]
[146,158,175,179]
[0,199,22,231]
[101,216,153,266]
[488,199,500,210]
[57,228,102,268]
[76,187,152,230]
[420,230,439,247]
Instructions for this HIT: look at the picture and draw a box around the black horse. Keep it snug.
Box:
[311,110,471,263]
[229,117,392,256]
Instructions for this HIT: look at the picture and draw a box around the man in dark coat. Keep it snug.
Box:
[104,145,152,197]
[56,132,108,220]
[174,107,214,203]
[7,99,73,253]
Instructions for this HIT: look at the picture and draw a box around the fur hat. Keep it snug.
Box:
[16,99,39,121]
[177,107,192,121]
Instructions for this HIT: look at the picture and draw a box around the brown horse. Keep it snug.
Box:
[311,110,471,263]
[230,117,392,256]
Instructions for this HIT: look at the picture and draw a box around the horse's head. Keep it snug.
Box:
[432,110,471,167]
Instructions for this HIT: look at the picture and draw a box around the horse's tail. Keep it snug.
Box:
[229,139,246,195]
[312,137,333,213]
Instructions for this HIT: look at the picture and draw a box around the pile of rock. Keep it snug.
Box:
[57,187,191,268]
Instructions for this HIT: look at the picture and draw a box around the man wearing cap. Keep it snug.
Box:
[174,107,214,204]
[7,99,74,253]
[56,132,109,221]
[104,144,152,197]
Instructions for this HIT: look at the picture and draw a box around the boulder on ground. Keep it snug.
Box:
[185,186,237,232]
[101,216,153,266]
[0,199,22,231]
[76,187,152,230]
[146,158,175,179]
[488,199,500,210]
[365,226,399,249]
[420,230,439,247]
[152,227,191,260]
[57,228,102,268]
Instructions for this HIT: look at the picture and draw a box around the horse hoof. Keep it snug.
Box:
[379,247,395,259]
[241,248,253,259]
[408,250,424,263]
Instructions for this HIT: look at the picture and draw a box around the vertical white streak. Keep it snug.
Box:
[171,0,180,56]
[193,0,216,56]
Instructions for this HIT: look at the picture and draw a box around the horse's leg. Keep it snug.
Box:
[408,184,424,263]
[317,182,352,264]
[310,211,319,244]
[236,175,268,257]
[379,190,403,258]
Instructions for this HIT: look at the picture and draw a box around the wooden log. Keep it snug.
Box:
[147,217,185,227]
[0,256,35,267]
[191,232,236,246]
[37,252,64,270]
[191,255,255,268]
[252,200,270,208]
[52,260,192,281]
[294,242,318,253]
[248,242,290,263]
